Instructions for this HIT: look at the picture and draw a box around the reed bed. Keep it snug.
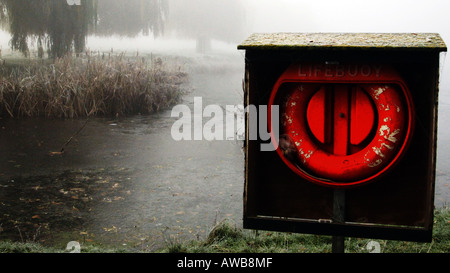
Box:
[0,54,188,118]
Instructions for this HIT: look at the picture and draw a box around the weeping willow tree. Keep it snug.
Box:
[47,0,97,58]
[0,0,97,58]
[0,2,7,29]
[0,0,168,58]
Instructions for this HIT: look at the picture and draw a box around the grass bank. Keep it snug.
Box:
[1,208,448,253]
[161,208,449,253]
[0,53,188,118]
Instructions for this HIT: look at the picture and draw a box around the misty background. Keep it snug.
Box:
[2,0,447,89]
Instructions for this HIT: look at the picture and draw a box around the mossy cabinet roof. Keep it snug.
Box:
[238,33,447,52]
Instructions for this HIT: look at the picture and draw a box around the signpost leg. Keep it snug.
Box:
[332,189,346,253]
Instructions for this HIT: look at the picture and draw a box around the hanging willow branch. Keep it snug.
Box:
[0,0,97,58]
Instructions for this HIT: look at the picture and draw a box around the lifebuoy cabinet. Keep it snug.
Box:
[238,33,446,242]
[268,63,415,187]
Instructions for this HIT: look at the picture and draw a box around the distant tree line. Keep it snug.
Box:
[167,0,247,53]
[94,0,168,37]
[0,0,168,58]
[0,0,247,57]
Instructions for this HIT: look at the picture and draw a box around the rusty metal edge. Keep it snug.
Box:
[243,216,433,243]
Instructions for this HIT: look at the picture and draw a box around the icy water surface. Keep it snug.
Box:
[0,55,245,250]
[0,53,449,251]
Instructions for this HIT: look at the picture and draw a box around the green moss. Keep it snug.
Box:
[238,33,447,52]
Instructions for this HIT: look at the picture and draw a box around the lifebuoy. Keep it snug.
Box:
[269,82,412,187]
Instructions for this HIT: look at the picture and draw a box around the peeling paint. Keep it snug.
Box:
[373,87,386,100]
[297,146,313,163]
[388,129,400,143]
[372,146,385,158]
[379,103,386,110]
[304,150,313,159]
[368,159,383,167]
[380,142,394,150]
[298,148,306,163]
[380,125,400,143]
[379,125,390,137]
[281,114,287,126]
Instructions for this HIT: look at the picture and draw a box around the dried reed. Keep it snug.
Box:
[0,53,187,118]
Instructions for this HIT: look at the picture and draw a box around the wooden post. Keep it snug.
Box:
[332,189,345,253]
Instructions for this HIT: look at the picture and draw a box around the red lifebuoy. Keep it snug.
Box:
[269,63,412,187]
[280,83,408,183]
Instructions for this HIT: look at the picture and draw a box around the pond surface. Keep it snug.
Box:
[0,53,449,251]
[0,54,245,250]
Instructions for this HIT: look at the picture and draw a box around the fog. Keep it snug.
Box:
[245,0,450,92]
[91,0,450,94]
[0,1,449,105]
[2,1,448,53]
[245,0,450,34]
